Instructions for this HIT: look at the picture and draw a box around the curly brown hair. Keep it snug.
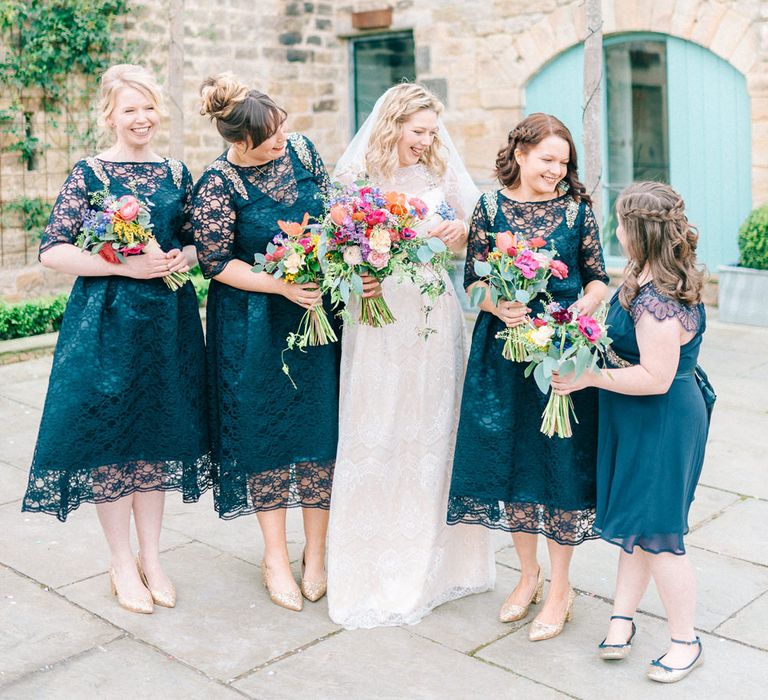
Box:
[616,181,706,309]
[495,113,591,206]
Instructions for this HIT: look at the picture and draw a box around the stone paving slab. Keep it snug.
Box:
[686,497,768,566]
[0,637,243,700]
[58,541,341,682]
[0,565,120,687]
[0,396,40,470]
[0,503,191,590]
[234,625,568,699]
[408,564,527,653]
[698,441,768,499]
[0,461,28,507]
[686,484,742,529]
[477,593,768,699]
[715,590,768,650]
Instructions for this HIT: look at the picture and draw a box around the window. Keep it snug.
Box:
[350,32,416,132]
[603,39,669,256]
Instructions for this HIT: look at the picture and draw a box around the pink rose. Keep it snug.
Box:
[577,315,602,342]
[115,195,141,222]
[513,250,540,279]
[550,259,569,280]
[299,237,314,253]
[367,250,390,270]
[365,209,387,226]
[496,231,515,255]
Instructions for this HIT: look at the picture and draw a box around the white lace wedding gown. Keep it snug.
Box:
[326,164,495,629]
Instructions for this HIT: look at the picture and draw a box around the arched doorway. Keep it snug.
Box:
[525,33,751,271]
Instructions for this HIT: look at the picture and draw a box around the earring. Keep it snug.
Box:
[558,179,570,193]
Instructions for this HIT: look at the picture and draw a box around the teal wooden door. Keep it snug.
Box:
[525,34,752,271]
[667,37,751,269]
[524,44,585,167]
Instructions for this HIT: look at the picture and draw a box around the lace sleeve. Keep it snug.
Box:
[305,136,331,196]
[463,199,490,289]
[443,165,466,221]
[631,284,702,333]
[179,163,195,246]
[579,204,609,286]
[190,170,238,279]
[39,161,89,257]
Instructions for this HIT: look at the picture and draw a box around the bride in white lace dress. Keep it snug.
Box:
[326,84,495,629]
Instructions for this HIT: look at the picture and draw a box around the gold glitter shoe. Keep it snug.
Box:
[261,560,303,612]
[499,567,544,623]
[300,549,327,602]
[136,554,176,608]
[109,567,153,614]
[528,588,575,641]
[598,615,636,660]
[646,637,703,683]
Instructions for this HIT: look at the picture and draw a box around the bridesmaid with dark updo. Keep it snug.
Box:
[191,74,340,612]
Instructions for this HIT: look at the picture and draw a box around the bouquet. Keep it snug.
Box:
[252,213,338,388]
[76,188,188,291]
[319,181,449,327]
[470,231,568,361]
[523,302,611,438]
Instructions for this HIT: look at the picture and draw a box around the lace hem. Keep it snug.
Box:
[22,454,214,523]
[332,583,493,631]
[447,496,597,545]
[214,459,334,520]
[630,283,701,332]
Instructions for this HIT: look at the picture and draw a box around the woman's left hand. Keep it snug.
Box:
[569,292,601,318]
[551,370,594,396]
[165,248,191,275]
[429,220,467,247]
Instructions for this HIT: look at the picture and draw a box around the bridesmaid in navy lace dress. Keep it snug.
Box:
[22,65,209,614]
[448,114,609,640]
[553,182,709,683]
[191,75,339,612]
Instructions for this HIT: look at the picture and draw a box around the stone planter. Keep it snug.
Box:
[718,265,768,326]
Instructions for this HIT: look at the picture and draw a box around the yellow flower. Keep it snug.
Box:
[285,273,296,283]
[488,250,502,262]
[113,219,151,245]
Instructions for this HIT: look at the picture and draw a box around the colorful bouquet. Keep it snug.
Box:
[470,231,568,361]
[522,302,611,438]
[76,189,188,291]
[252,213,338,388]
[318,181,449,327]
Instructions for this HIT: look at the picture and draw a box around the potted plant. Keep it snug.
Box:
[718,204,768,326]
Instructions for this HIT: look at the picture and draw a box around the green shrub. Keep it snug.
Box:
[738,204,768,270]
[189,266,209,307]
[0,295,68,341]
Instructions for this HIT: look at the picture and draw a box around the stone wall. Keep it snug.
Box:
[1,0,766,299]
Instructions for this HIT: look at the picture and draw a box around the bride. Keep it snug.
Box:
[326,83,495,629]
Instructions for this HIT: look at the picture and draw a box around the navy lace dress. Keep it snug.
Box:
[447,191,609,544]
[190,134,340,520]
[22,158,211,522]
[595,283,708,555]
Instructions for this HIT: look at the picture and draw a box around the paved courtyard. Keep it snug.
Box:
[0,315,767,699]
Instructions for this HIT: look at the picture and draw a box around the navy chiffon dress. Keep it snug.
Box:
[448,191,609,544]
[22,158,211,521]
[190,134,340,520]
[595,283,708,555]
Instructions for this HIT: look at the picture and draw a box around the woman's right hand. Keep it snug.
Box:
[494,299,530,328]
[279,280,322,309]
[360,273,382,299]
[121,248,172,279]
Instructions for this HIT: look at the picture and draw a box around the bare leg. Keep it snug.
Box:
[535,539,574,624]
[502,532,541,608]
[648,552,699,667]
[132,490,172,592]
[257,508,298,591]
[96,495,148,600]
[301,507,329,581]
[604,548,651,644]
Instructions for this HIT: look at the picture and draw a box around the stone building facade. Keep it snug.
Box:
[1,0,766,299]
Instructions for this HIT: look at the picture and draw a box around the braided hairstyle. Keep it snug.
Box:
[495,113,591,205]
[616,181,706,309]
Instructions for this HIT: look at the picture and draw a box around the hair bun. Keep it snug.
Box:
[510,125,536,143]
[200,73,249,120]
